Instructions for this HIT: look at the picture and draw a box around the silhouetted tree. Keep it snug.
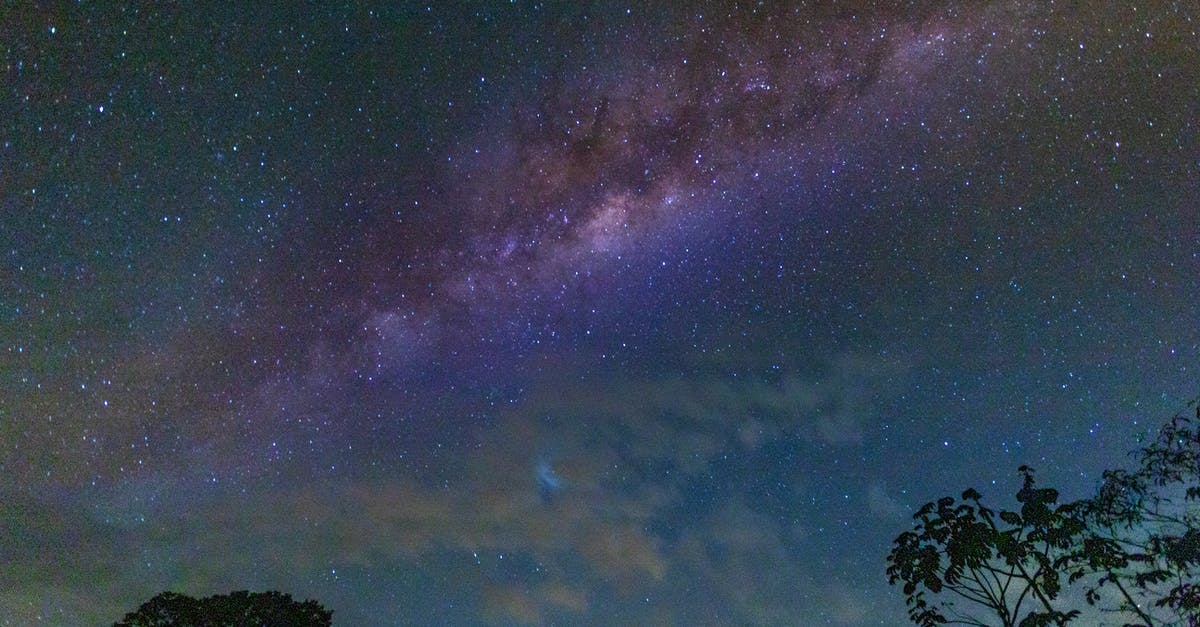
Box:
[113,589,331,627]
[1059,407,1200,624]
[887,401,1200,626]
[886,466,1083,626]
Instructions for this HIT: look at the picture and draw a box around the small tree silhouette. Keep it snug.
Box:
[113,589,331,627]
[886,467,1083,626]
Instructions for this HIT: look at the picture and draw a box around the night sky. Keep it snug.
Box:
[2,2,1199,625]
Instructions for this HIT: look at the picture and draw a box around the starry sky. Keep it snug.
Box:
[2,2,1198,625]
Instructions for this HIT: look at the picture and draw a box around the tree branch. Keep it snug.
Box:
[1109,573,1156,626]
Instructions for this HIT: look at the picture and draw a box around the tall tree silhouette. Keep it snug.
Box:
[888,400,1200,626]
[1060,407,1200,623]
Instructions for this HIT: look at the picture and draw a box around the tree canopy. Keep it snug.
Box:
[887,401,1200,626]
[113,590,331,627]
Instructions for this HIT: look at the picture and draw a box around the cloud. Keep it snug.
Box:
[0,350,911,624]
[866,481,909,519]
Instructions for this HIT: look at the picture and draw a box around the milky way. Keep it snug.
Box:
[3,2,1199,624]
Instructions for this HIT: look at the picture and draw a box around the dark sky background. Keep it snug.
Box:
[2,2,1198,625]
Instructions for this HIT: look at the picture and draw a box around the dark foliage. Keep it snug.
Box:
[886,467,1082,626]
[888,400,1200,626]
[1060,406,1200,625]
[113,590,332,627]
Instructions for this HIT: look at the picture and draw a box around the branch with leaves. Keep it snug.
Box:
[1059,406,1200,625]
[888,400,1200,627]
[886,467,1082,627]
